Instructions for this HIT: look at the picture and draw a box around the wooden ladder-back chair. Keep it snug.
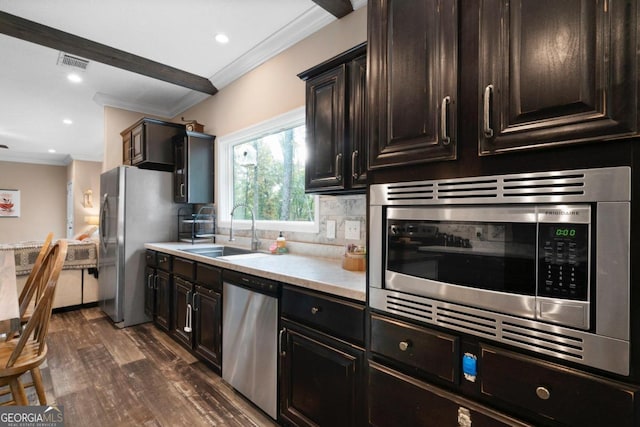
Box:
[0,240,67,406]
[16,232,54,325]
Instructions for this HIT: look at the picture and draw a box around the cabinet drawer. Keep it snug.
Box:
[145,250,157,267]
[480,344,639,427]
[173,257,195,281]
[282,286,364,345]
[369,361,532,427]
[156,253,171,272]
[370,313,459,384]
[196,263,222,291]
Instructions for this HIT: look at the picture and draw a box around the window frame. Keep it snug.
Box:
[216,107,319,233]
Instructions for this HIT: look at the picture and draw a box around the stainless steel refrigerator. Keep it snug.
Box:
[98,166,180,328]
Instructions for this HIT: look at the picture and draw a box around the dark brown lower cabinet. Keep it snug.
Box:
[369,361,532,427]
[172,276,192,348]
[280,320,365,427]
[193,284,222,369]
[154,270,171,332]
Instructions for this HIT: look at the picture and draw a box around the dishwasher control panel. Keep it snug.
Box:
[223,269,281,297]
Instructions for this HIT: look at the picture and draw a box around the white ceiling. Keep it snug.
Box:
[0,0,365,165]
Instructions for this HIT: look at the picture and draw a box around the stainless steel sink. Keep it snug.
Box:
[179,246,253,258]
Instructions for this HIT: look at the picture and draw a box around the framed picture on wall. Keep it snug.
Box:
[0,189,20,217]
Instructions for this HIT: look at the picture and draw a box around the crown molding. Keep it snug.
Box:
[0,151,73,166]
[210,5,335,89]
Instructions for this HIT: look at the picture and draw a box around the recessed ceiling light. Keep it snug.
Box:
[63,119,73,125]
[67,73,83,83]
[215,33,229,44]
[48,149,56,153]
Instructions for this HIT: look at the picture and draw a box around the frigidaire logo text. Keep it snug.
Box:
[544,210,580,215]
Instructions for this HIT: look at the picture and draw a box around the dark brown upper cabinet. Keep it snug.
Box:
[121,118,184,172]
[479,0,638,154]
[298,43,367,194]
[173,131,215,204]
[368,0,458,169]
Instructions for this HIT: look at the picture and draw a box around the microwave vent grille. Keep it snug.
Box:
[502,173,586,199]
[386,183,435,201]
[501,321,585,359]
[435,306,498,337]
[385,295,435,322]
[380,292,587,361]
[378,169,612,204]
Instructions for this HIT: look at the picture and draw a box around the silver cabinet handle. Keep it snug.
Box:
[536,386,551,400]
[311,306,320,315]
[351,150,359,180]
[441,96,451,145]
[183,304,192,333]
[399,340,411,351]
[147,273,153,289]
[279,328,287,357]
[180,183,185,198]
[483,84,494,138]
[153,274,158,290]
[335,153,343,181]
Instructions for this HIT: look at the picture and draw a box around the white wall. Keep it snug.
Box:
[0,161,67,242]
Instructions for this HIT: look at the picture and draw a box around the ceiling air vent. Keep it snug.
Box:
[57,52,90,71]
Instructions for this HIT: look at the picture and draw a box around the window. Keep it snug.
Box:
[217,107,319,233]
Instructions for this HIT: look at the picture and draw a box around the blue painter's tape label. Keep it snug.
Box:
[462,352,477,382]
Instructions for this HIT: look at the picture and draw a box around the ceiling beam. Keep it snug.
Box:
[0,11,217,95]
[311,0,354,18]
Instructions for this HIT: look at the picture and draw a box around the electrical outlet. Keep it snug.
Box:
[345,220,360,240]
[475,227,483,240]
[326,220,336,239]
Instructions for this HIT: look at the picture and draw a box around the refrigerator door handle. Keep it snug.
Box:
[100,192,109,253]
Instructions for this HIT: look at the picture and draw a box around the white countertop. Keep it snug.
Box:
[145,242,366,302]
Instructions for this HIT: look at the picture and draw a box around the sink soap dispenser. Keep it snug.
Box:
[270,232,288,254]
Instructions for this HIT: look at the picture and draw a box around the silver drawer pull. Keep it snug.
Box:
[483,84,494,138]
[399,340,411,351]
[536,386,551,400]
[311,307,320,315]
[441,96,451,145]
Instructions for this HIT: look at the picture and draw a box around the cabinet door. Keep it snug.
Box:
[280,321,364,427]
[348,54,367,189]
[368,0,458,168]
[369,361,532,427]
[122,131,132,165]
[305,65,346,192]
[479,0,638,154]
[155,270,171,332]
[172,277,193,349]
[193,285,222,369]
[131,123,145,165]
[144,266,155,318]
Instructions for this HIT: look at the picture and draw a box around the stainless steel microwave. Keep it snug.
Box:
[369,166,631,375]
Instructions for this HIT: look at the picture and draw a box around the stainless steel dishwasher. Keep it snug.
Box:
[222,270,279,419]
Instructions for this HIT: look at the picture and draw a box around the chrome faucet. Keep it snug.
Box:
[229,203,260,251]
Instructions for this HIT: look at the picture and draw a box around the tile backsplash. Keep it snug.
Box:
[216,194,366,259]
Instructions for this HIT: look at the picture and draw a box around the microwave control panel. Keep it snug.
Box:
[537,223,589,300]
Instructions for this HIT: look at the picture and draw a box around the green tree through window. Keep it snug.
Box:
[231,124,314,222]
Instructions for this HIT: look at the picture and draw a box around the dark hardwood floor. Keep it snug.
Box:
[37,307,278,427]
